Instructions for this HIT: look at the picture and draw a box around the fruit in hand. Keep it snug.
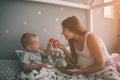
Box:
[53,40,59,47]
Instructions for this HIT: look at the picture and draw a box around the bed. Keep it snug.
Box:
[0,59,23,80]
[0,59,96,80]
[0,52,120,80]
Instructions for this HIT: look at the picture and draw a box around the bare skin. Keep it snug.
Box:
[57,27,105,75]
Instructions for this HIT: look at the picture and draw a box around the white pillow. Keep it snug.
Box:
[15,50,24,63]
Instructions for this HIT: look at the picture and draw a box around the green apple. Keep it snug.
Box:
[59,59,67,68]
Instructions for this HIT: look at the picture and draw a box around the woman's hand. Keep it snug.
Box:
[57,67,73,75]
[67,68,78,74]
[57,67,79,75]
[57,43,66,51]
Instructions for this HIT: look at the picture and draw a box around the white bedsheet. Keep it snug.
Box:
[17,66,120,80]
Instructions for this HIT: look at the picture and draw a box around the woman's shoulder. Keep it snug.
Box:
[87,32,97,39]
[86,32,99,43]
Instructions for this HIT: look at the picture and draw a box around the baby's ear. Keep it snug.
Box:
[27,45,32,51]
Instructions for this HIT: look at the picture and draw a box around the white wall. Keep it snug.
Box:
[0,1,88,59]
[92,7,118,54]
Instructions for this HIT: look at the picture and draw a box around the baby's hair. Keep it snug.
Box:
[20,33,38,49]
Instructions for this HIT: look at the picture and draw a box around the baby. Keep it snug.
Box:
[20,33,52,71]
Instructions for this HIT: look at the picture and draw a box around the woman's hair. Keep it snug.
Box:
[61,16,88,35]
[20,33,38,49]
[62,16,89,64]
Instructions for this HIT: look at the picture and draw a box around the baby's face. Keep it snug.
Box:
[29,37,40,52]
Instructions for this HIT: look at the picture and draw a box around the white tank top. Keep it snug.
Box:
[74,32,115,68]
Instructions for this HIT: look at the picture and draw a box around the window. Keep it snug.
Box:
[103,0,114,18]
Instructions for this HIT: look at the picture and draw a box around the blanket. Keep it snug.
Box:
[10,66,120,80]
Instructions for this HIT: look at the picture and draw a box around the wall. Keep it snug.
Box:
[115,4,120,53]
[0,1,88,59]
[92,7,118,54]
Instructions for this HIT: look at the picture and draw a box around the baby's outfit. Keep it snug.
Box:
[21,50,44,65]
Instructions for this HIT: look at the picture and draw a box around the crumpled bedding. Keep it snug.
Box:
[9,66,120,80]
[19,67,56,80]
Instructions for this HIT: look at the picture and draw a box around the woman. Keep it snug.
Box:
[57,16,120,79]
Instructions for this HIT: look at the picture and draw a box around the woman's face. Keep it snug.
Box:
[61,26,74,40]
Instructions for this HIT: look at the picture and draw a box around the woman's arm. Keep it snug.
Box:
[58,44,77,64]
[76,33,105,74]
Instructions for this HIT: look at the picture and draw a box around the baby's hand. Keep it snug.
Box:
[42,63,48,68]
[47,38,54,46]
